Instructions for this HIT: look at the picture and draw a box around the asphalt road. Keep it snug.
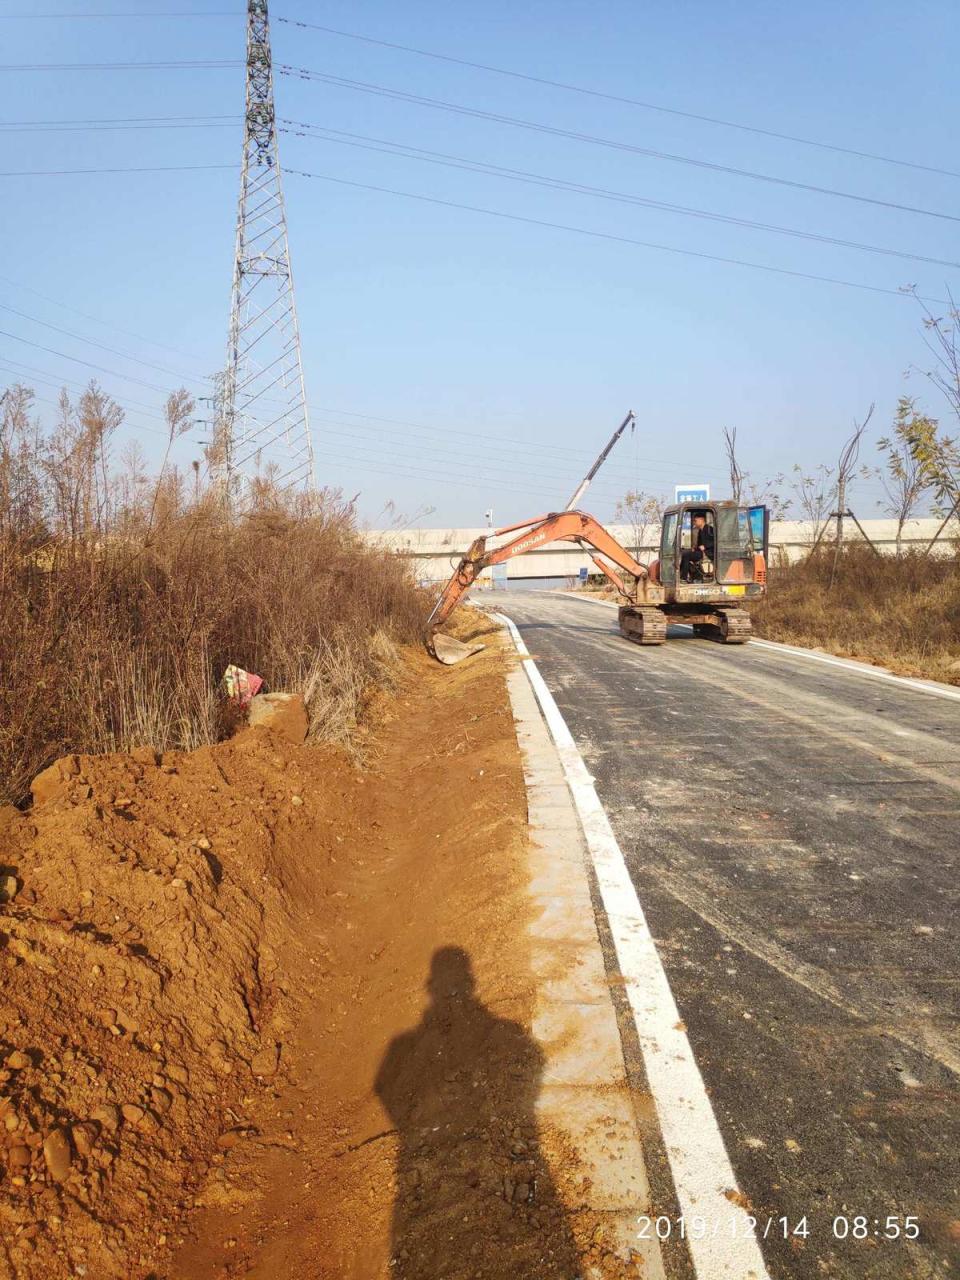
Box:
[495,590,960,1280]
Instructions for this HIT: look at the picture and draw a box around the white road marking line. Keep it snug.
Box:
[493,612,771,1280]
[555,592,960,706]
[745,637,960,704]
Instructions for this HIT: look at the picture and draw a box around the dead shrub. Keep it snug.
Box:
[753,544,960,683]
[0,382,428,805]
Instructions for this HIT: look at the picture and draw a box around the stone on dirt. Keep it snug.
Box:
[43,1128,72,1182]
[30,754,80,805]
[247,693,308,744]
[90,1103,120,1135]
[250,1042,281,1078]
[71,1123,99,1156]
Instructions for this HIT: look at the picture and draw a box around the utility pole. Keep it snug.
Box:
[218,0,314,499]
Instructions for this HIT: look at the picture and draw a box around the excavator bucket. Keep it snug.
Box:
[430,632,486,665]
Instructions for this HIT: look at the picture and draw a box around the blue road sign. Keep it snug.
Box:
[674,484,710,503]
[578,566,589,582]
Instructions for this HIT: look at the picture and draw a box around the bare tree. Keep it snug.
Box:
[747,473,790,519]
[722,426,790,516]
[911,286,960,427]
[42,383,123,547]
[877,398,932,555]
[905,288,960,542]
[723,426,745,504]
[826,406,875,584]
[146,388,196,535]
[790,463,835,546]
[0,384,43,549]
[615,489,665,555]
[833,404,874,553]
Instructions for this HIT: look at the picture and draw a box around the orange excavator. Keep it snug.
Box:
[427,502,769,662]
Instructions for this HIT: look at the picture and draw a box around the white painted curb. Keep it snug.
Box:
[493,611,772,1280]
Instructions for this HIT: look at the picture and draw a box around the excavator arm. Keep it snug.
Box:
[427,510,647,633]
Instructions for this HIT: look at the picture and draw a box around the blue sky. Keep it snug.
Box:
[1,0,957,526]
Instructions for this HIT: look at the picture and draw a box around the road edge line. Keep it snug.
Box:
[493,610,771,1280]
[554,590,960,705]
[496,620,667,1278]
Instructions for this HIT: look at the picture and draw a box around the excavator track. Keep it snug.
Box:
[715,607,752,644]
[618,606,668,645]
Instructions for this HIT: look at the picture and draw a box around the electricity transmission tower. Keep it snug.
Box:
[216,0,313,495]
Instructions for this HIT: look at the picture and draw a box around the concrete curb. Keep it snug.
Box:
[498,621,667,1279]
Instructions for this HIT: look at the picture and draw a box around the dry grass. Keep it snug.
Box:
[0,383,427,805]
[753,545,960,684]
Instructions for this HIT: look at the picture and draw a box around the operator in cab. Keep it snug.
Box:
[680,512,715,582]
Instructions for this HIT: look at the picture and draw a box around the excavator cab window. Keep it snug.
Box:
[677,508,715,582]
[715,506,759,582]
[692,509,715,579]
[747,505,769,558]
[659,510,679,584]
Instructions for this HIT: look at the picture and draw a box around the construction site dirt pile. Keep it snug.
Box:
[0,613,614,1279]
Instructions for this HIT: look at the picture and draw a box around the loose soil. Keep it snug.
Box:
[0,612,616,1279]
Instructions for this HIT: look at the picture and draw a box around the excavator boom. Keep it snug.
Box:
[427,510,647,637]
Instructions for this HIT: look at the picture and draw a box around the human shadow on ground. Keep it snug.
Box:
[375,946,582,1279]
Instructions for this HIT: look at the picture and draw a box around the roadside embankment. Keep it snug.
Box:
[753,546,960,685]
[0,612,649,1279]
[0,492,423,808]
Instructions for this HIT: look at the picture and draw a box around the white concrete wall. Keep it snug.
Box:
[362,517,954,584]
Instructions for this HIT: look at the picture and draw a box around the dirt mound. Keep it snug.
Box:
[0,718,354,1278]
[1,610,620,1278]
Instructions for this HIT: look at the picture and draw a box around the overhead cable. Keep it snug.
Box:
[286,167,945,303]
[282,121,960,270]
[277,16,959,181]
[280,66,960,226]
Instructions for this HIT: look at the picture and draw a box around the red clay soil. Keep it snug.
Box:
[0,613,616,1279]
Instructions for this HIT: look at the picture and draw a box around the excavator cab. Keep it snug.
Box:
[623,500,768,643]
[658,502,768,593]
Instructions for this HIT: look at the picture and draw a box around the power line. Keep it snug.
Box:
[282,121,960,271]
[2,352,798,500]
[309,415,728,484]
[301,402,724,473]
[0,356,176,424]
[0,280,661,467]
[0,337,724,484]
[286,167,946,304]
[0,302,214,385]
[306,416,668,488]
[276,16,960,182]
[311,445,618,506]
[0,163,233,176]
[0,365,179,439]
[0,273,220,365]
[0,329,180,394]
[0,60,241,70]
[0,10,235,16]
[280,65,960,227]
[0,118,238,133]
